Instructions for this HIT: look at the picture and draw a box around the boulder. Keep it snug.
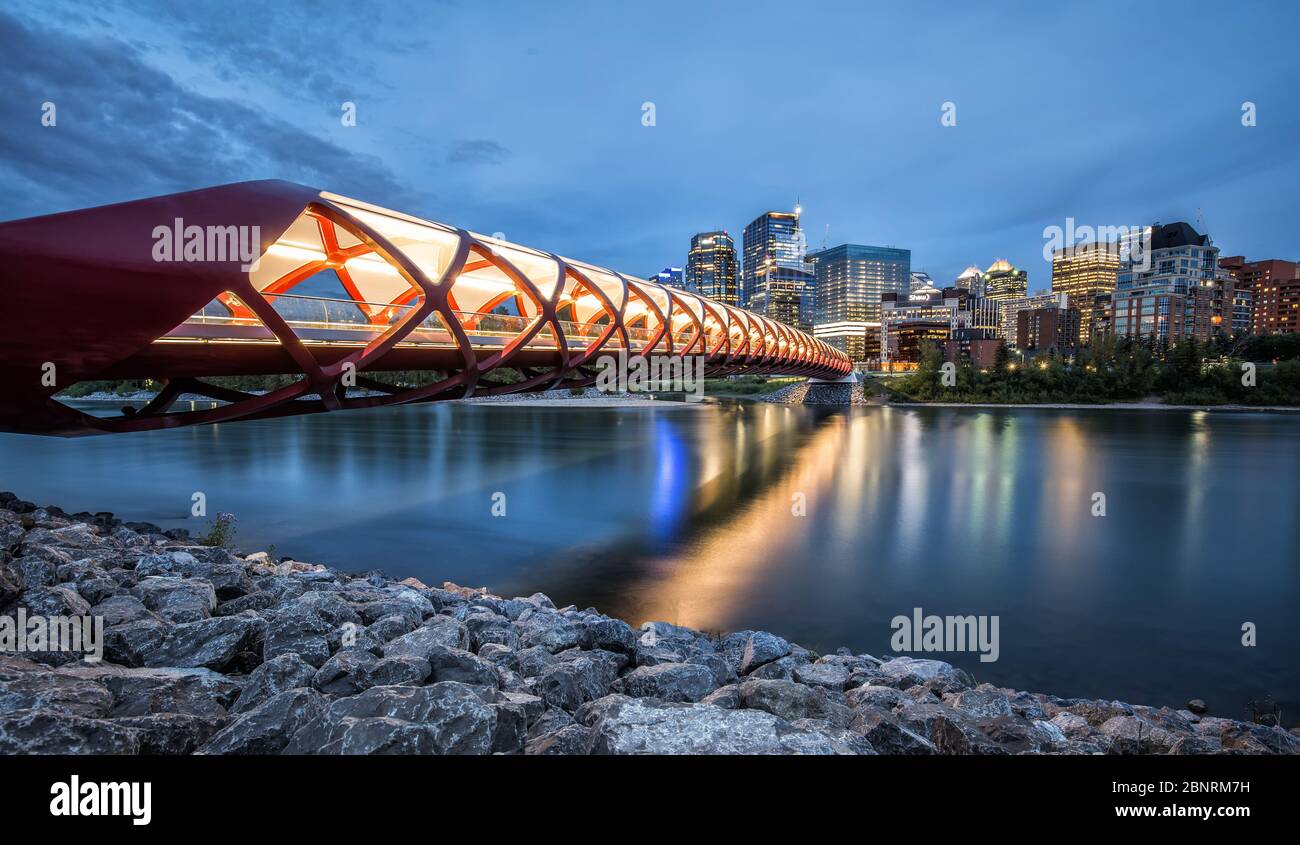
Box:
[382,616,469,661]
[849,706,938,754]
[0,708,141,754]
[282,682,497,755]
[525,724,592,755]
[200,688,327,754]
[312,649,380,696]
[738,679,852,727]
[614,662,716,703]
[876,657,974,693]
[142,615,264,673]
[587,698,859,755]
[355,656,431,689]
[132,576,217,623]
[232,653,317,714]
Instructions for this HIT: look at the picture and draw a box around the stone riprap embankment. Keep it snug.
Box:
[756,381,873,405]
[1,492,1296,755]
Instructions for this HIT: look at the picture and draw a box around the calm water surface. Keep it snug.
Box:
[3,400,1297,721]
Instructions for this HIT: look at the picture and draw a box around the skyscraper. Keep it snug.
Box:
[750,264,815,331]
[954,265,986,296]
[807,243,911,362]
[1051,243,1120,345]
[983,259,1028,301]
[646,267,687,290]
[686,232,738,305]
[910,271,936,292]
[742,210,805,309]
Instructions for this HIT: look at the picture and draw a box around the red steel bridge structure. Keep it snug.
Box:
[0,181,851,436]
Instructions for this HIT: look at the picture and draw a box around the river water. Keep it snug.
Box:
[3,399,1297,721]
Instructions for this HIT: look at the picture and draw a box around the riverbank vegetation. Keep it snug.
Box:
[879,333,1300,406]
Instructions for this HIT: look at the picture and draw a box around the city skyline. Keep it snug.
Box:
[2,2,1297,291]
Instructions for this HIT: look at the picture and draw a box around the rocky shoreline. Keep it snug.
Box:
[1,492,1295,755]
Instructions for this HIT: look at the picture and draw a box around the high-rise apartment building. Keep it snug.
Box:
[1017,306,1081,351]
[686,232,738,306]
[1051,243,1120,344]
[1219,256,1300,335]
[1112,222,1217,343]
[806,243,911,362]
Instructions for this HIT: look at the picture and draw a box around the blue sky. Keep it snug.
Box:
[3,0,1297,291]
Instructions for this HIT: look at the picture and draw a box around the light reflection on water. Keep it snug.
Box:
[5,399,1299,720]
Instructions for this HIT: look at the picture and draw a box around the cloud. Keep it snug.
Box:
[446,139,510,166]
[0,9,412,221]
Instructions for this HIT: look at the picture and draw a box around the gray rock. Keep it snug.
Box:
[104,619,169,667]
[0,708,141,754]
[793,659,853,691]
[0,672,113,718]
[1100,715,1179,754]
[382,616,469,661]
[738,679,853,727]
[846,684,905,712]
[897,703,1004,754]
[367,613,416,644]
[526,724,591,755]
[724,630,790,675]
[89,594,158,627]
[946,684,1014,719]
[200,688,327,754]
[790,719,878,754]
[264,603,334,668]
[517,611,583,654]
[477,642,520,670]
[700,684,741,709]
[849,706,938,754]
[745,656,797,681]
[132,576,217,623]
[583,617,637,654]
[355,655,431,689]
[232,652,317,714]
[142,615,265,673]
[614,662,717,703]
[425,645,499,688]
[312,649,379,696]
[516,645,558,678]
[588,698,858,755]
[116,713,224,755]
[876,657,974,693]
[14,584,91,617]
[283,682,496,755]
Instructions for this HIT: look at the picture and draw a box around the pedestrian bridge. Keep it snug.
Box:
[0,181,850,435]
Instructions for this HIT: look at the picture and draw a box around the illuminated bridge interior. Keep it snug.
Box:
[0,181,851,435]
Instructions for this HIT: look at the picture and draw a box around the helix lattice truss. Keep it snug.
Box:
[0,181,851,435]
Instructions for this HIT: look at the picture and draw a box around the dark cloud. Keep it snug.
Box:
[0,9,412,220]
[446,139,510,166]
